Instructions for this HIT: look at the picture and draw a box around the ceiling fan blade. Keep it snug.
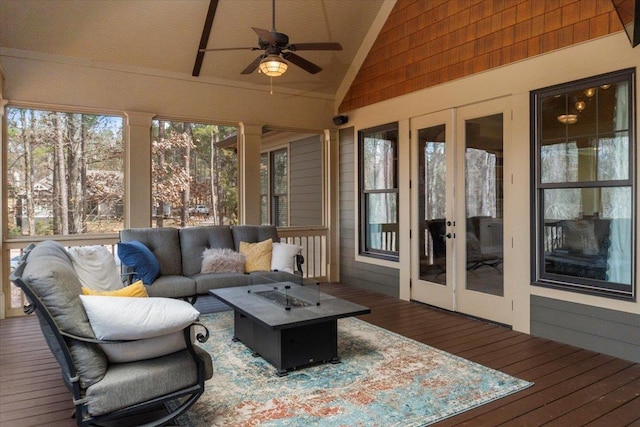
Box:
[192,0,219,77]
[252,27,276,44]
[282,52,322,74]
[288,42,343,51]
[199,46,258,52]
[241,54,266,74]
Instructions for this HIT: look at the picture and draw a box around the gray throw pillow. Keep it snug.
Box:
[201,248,246,273]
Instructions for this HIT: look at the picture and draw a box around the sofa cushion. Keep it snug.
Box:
[79,295,200,340]
[180,225,234,276]
[142,275,197,298]
[82,280,148,297]
[68,245,123,292]
[192,272,252,293]
[120,227,182,276]
[180,225,235,276]
[117,240,161,285]
[231,225,278,251]
[201,248,245,273]
[239,239,273,272]
[271,242,302,274]
[22,241,107,388]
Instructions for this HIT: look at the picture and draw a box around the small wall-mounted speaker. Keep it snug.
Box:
[332,115,348,126]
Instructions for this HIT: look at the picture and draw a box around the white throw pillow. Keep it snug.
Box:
[68,245,123,292]
[79,295,200,340]
[271,242,302,274]
[100,330,191,363]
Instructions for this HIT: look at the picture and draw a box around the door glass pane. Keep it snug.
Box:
[465,114,504,295]
[418,125,447,285]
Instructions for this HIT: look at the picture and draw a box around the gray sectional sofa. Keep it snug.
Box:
[119,224,304,301]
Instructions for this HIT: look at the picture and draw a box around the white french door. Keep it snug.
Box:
[410,98,512,325]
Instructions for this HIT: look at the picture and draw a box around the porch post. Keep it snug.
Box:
[124,112,154,228]
[238,122,263,225]
[325,129,340,282]
[0,98,7,320]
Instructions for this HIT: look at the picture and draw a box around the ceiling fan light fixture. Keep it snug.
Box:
[259,54,288,76]
[557,113,578,125]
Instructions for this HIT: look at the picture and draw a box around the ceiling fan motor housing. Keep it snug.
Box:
[259,31,289,50]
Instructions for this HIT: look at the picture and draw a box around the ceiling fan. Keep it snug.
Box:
[198,0,343,76]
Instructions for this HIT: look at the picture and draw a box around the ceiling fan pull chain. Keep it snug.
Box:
[270,76,273,95]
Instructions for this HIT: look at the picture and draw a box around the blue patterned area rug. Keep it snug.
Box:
[185,312,532,426]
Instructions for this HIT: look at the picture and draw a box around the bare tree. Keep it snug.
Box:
[21,109,36,235]
[67,113,85,233]
[52,113,69,235]
[209,131,220,225]
[181,123,192,227]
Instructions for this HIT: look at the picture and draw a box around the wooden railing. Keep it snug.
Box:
[277,226,329,282]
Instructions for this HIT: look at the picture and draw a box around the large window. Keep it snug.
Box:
[151,119,238,227]
[5,107,124,236]
[531,69,635,299]
[359,123,399,259]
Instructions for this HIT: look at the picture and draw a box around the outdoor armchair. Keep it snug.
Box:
[10,240,213,426]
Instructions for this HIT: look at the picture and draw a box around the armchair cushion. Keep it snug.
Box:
[117,240,160,285]
[68,245,123,292]
[21,241,107,388]
[99,330,187,363]
[271,242,302,274]
[79,295,200,340]
[85,348,206,417]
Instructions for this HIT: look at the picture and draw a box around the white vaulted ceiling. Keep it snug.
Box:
[0,0,391,96]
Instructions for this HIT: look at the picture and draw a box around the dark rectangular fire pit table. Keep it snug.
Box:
[209,282,370,376]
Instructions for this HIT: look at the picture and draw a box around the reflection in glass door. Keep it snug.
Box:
[464,114,504,296]
[419,125,447,286]
[455,98,511,325]
[411,110,455,311]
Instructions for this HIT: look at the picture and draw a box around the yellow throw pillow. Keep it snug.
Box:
[82,280,148,297]
[239,239,273,272]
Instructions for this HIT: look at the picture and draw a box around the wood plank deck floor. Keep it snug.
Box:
[1,282,639,426]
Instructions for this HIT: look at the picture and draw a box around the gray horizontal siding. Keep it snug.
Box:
[290,135,322,226]
[339,127,399,297]
[531,295,640,363]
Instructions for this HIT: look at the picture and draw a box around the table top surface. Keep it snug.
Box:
[209,282,371,330]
